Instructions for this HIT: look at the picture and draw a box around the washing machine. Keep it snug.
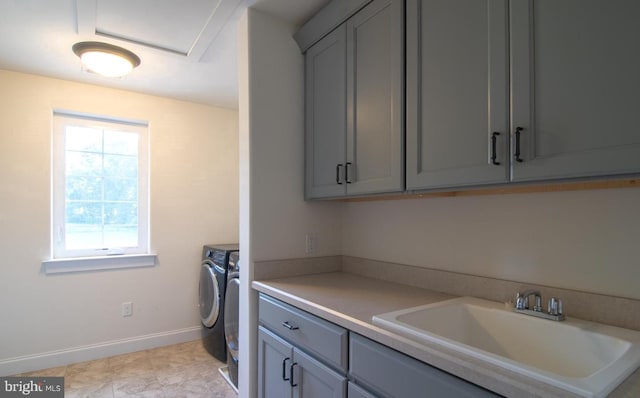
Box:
[224,251,240,388]
[199,244,238,361]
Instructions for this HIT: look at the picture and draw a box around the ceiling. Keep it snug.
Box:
[0,0,331,109]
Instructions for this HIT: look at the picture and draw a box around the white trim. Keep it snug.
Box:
[42,253,157,274]
[0,326,201,377]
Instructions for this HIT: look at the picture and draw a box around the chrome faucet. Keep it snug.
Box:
[514,290,565,321]
[515,290,542,311]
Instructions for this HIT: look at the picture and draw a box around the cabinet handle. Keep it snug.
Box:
[491,132,500,165]
[290,362,298,387]
[282,357,290,381]
[345,162,352,184]
[514,127,524,163]
[336,164,343,184]
[282,321,299,331]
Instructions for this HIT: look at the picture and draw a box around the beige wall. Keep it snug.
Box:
[237,8,343,398]
[0,70,239,374]
[342,187,640,300]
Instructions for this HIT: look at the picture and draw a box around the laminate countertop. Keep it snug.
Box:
[252,271,640,398]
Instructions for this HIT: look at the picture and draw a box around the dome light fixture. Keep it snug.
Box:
[72,41,141,78]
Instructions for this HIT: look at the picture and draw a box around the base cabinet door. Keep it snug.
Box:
[293,348,347,398]
[348,382,378,398]
[258,326,347,398]
[350,334,500,397]
[258,326,293,398]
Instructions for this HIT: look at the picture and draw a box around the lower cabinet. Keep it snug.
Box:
[349,334,500,397]
[258,294,501,398]
[258,326,347,398]
[348,382,377,398]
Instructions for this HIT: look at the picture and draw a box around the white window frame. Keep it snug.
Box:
[43,111,155,273]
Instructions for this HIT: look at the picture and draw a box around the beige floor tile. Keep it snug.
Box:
[65,382,114,398]
[9,340,237,398]
[67,358,110,376]
[110,357,156,379]
[113,375,165,398]
[65,369,112,390]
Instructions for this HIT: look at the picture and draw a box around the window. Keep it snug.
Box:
[45,112,153,272]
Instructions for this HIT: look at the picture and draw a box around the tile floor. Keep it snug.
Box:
[14,340,237,398]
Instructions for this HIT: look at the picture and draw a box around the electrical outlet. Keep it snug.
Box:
[305,233,317,254]
[122,302,133,317]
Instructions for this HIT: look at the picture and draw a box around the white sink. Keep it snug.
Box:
[372,296,640,397]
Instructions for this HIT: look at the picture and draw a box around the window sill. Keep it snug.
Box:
[42,254,157,274]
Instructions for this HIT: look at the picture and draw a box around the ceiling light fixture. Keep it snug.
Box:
[72,41,141,78]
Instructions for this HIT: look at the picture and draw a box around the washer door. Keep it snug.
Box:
[224,275,239,360]
[199,261,220,328]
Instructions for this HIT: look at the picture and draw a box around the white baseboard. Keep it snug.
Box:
[0,326,201,377]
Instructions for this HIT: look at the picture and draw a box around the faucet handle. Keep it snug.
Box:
[515,293,525,310]
[548,297,563,315]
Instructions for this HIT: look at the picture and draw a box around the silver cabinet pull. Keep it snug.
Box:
[282,321,299,330]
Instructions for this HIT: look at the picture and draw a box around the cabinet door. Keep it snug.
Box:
[305,25,347,199]
[511,0,640,181]
[406,0,510,190]
[348,382,378,398]
[350,334,500,397]
[345,0,404,195]
[258,327,293,398]
[293,348,347,398]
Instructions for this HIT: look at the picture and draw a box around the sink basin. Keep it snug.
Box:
[372,296,640,397]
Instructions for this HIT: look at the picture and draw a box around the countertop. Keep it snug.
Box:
[252,271,640,398]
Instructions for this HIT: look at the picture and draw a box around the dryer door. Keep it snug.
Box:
[224,274,240,360]
[199,260,220,327]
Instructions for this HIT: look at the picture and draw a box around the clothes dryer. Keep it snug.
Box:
[224,251,240,388]
[199,244,238,361]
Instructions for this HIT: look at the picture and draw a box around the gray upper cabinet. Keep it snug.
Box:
[510,0,640,181]
[345,0,404,196]
[304,0,404,199]
[408,0,640,191]
[406,0,510,190]
[307,0,640,197]
[305,25,348,199]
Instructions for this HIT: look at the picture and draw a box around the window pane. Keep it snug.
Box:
[104,130,138,155]
[104,225,138,247]
[66,224,102,250]
[104,154,138,178]
[104,177,137,201]
[66,176,103,201]
[104,202,138,225]
[66,152,103,176]
[66,202,102,224]
[66,126,102,152]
